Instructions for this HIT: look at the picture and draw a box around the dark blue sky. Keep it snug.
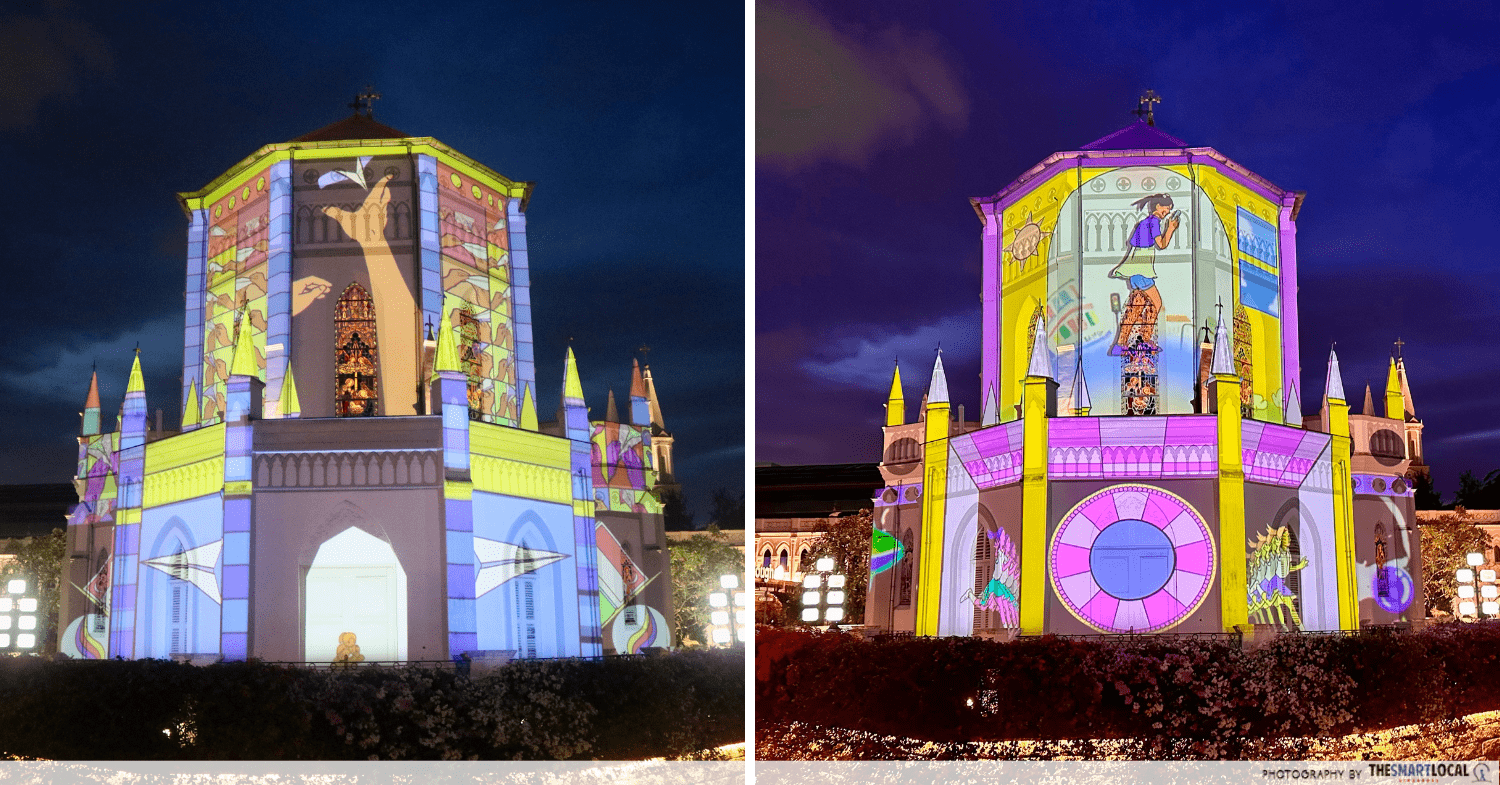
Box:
[0,0,744,523]
[756,0,1500,502]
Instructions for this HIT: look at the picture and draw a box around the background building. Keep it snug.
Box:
[865,113,1425,638]
[59,112,674,662]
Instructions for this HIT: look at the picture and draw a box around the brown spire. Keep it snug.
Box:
[84,371,100,409]
[630,358,647,398]
[605,389,620,423]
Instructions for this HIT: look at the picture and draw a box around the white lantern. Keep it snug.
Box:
[802,591,820,606]
[1460,601,1479,617]
[1458,569,1475,583]
[710,611,729,626]
[708,592,728,608]
[816,557,835,573]
[1468,552,1485,567]
[720,574,739,590]
[801,608,819,622]
[1458,585,1476,599]
[827,590,846,606]
[827,574,846,589]
[802,574,820,589]
[826,607,845,622]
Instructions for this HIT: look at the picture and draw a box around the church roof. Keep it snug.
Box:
[1081,119,1188,151]
[293,113,411,142]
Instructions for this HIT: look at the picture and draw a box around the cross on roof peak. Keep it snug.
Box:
[349,87,382,118]
[1131,90,1162,126]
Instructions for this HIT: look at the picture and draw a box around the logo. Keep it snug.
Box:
[1474,762,1491,783]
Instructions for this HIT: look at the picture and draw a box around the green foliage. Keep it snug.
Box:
[1411,471,1444,510]
[1419,511,1490,615]
[0,648,744,760]
[668,527,745,646]
[805,509,872,624]
[708,488,745,529]
[756,624,1500,759]
[0,529,66,654]
[1456,469,1500,510]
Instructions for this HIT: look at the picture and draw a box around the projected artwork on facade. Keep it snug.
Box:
[1246,524,1306,629]
[963,526,1019,628]
[60,112,678,663]
[1049,485,1216,634]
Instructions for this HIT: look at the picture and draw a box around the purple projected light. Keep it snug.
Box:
[1374,566,1414,614]
[1050,484,1216,633]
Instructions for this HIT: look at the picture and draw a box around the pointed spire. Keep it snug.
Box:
[630,358,647,398]
[127,350,146,394]
[980,384,998,427]
[1210,304,1235,376]
[643,364,666,429]
[1283,382,1301,426]
[563,347,585,403]
[1324,346,1346,402]
[605,389,619,423]
[1397,356,1415,418]
[1026,315,1054,380]
[927,350,949,404]
[229,315,259,379]
[519,383,539,431]
[182,380,201,428]
[1362,383,1374,416]
[433,315,461,376]
[81,371,102,436]
[885,362,905,427]
[1071,356,1091,414]
[279,364,301,418]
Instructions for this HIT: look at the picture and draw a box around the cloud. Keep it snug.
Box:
[1439,428,1500,445]
[0,9,112,130]
[756,0,969,173]
[0,313,181,407]
[800,312,980,392]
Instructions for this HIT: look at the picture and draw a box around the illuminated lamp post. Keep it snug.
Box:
[0,579,40,651]
[708,573,747,647]
[1457,554,1482,620]
[800,556,847,627]
[1481,562,1500,619]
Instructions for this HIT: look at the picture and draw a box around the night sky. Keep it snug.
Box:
[0,1,744,524]
[756,1,1500,503]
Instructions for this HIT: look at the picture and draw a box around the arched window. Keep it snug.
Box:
[761,548,772,569]
[1374,522,1390,602]
[335,283,379,417]
[168,545,191,655]
[973,529,994,632]
[456,307,485,419]
[897,530,914,607]
[778,547,789,571]
[798,547,810,574]
[514,538,538,659]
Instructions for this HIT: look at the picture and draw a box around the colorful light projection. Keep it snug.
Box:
[1374,566,1415,614]
[590,422,662,514]
[1049,485,1216,633]
[611,605,669,654]
[998,163,1288,421]
[963,527,1020,628]
[200,164,274,423]
[870,528,905,575]
[595,521,668,652]
[437,161,517,424]
[305,527,409,663]
[1246,524,1307,629]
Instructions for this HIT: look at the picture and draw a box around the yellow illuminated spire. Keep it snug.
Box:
[520,383,539,431]
[433,314,461,376]
[1384,356,1403,421]
[230,316,259,379]
[563,347,584,403]
[126,350,146,393]
[280,365,301,417]
[182,380,200,428]
[884,362,904,427]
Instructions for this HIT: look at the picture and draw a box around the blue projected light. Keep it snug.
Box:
[1090,519,1175,600]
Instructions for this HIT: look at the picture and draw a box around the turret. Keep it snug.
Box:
[1069,356,1091,416]
[629,359,651,427]
[81,371,101,437]
[884,362,905,427]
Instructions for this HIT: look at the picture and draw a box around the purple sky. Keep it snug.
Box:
[756,1,1500,502]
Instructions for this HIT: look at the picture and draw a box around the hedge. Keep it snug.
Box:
[757,623,1500,759]
[0,649,743,760]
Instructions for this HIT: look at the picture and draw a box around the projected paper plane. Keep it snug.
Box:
[141,540,223,604]
[473,537,570,597]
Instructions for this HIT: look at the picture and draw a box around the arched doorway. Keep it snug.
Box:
[304,527,408,662]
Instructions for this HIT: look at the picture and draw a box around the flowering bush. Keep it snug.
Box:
[756,623,1500,758]
[0,648,743,760]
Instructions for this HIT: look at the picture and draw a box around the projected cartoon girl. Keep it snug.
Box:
[1109,194,1179,353]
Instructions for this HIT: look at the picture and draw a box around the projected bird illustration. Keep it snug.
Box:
[473,537,570,598]
[141,540,224,604]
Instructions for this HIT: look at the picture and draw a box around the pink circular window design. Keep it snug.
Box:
[1049,484,1216,633]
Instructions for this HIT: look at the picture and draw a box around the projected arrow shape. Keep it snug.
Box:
[473,537,569,598]
[141,540,223,604]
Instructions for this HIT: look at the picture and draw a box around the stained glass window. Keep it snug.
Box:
[1234,304,1254,418]
[335,283,379,417]
[1119,288,1159,415]
[457,307,484,420]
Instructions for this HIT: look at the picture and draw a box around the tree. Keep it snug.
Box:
[1455,469,1500,510]
[660,489,695,531]
[1419,511,1489,617]
[666,528,744,647]
[804,509,873,625]
[1411,472,1444,510]
[708,488,745,529]
[0,529,66,654]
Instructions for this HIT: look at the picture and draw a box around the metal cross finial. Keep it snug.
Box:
[638,344,652,364]
[1133,90,1162,126]
[1393,337,1405,357]
[349,87,382,118]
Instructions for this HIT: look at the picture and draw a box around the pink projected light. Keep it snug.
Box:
[1049,484,1216,633]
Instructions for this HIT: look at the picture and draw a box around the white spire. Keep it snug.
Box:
[1396,356,1415,417]
[1026,314,1054,380]
[980,384,998,426]
[1071,356,1091,412]
[1283,381,1301,426]
[1210,305,1235,377]
[927,350,949,404]
[1324,347,1346,402]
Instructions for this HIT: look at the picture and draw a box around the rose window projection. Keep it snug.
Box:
[1049,485,1216,633]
